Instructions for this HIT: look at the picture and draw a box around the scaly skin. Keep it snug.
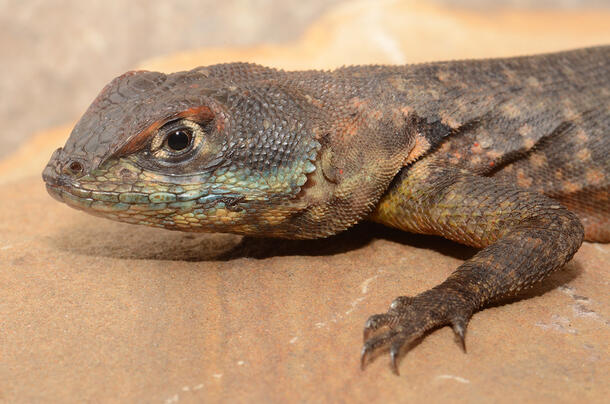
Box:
[43,46,609,374]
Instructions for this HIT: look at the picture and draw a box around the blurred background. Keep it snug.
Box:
[2,0,609,159]
[1,0,345,158]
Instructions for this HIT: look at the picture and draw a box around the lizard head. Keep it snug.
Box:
[42,66,320,236]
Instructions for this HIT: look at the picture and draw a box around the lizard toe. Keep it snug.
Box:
[363,313,395,340]
[360,329,398,369]
[361,290,474,374]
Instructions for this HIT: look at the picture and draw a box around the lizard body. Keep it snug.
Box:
[43,46,609,373]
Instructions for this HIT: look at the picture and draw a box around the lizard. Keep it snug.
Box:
[42,46,609,374]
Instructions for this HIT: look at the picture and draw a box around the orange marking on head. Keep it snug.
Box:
[117,106,215,155]
[175,106,215,122]
[116,120,165,155]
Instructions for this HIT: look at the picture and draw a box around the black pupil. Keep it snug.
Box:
[167,129,191,151]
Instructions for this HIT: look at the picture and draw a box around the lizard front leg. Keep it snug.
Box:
[362,161,584,374]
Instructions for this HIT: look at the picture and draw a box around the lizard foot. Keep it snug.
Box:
[361,291,473,375]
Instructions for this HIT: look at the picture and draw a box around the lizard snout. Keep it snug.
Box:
[42,147,85,187]
[42,148,63,186]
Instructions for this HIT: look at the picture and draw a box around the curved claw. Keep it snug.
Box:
[390,349,399,375]
[451,319,468,353]
[360,346,369,370]
[389,338,406,375]
[361,329,398,370]
[361,291,474,374]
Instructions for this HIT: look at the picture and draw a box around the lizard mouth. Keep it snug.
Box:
[42,148,257,233]
[45,183,66,204]
[44,180,126,214]
[43,165,249,233]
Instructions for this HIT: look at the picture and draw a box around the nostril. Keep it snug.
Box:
[69,161,83,172]
[64,160,84,176]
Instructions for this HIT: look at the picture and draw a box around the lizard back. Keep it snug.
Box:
[358,46,609,241]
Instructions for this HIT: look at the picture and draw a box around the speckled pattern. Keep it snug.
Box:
[43,46,609,373]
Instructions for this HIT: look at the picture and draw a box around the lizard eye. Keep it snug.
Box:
[132,116,213,170]
[145,118,206,166]
[166,128,192,152]
[154,119,200,158]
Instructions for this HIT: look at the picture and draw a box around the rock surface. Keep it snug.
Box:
[1,1,609,402]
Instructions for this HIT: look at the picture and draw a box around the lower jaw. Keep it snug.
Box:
[45,184,65,203]
[44,183,97,213]
[43,183,258,234]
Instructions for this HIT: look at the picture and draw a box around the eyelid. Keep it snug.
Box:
[116,106,215,157]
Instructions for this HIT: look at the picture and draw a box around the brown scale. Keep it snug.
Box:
[43,46,609,374]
